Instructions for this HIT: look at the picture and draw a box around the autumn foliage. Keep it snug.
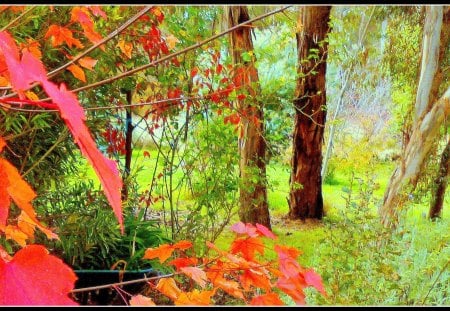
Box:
[134,222,326,306]
[0,5,325,305]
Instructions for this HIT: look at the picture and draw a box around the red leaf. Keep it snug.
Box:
[276,276,306,305]
[41,81,123,232]
[180,266,207,288]
[230,222,258,237]
[71,7,93,29]
[88,6,107,19]
[256,223,277,240]
[143,150,150,158]
[304,269,326,296]
[250,293,284,305]
[230,236,264,261]
[190,67,198,78]
[0,245,77,305]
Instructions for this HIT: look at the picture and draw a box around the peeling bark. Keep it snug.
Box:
[228,6,271,229]
[288,6,331,220]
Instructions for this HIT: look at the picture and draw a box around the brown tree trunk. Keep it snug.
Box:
[228,6,271,229]
[380,6,450,227]
[288,6,331,220]
[429,138,450,219]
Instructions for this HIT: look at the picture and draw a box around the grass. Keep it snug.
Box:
[70,146,449,305]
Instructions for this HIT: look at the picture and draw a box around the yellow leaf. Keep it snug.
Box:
[116,39,133,59]
[166,34,179,50]
[4,225,28,247]
[67,64,86,82]
[25,91,39,101]
[155,277,181,301]
[0,76,9,87]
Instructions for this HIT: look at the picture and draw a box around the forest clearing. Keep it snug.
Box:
[0,4,448,306]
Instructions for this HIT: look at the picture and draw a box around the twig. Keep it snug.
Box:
[0,6,35,32]
[421,259,450,305]
[70,272,174,294]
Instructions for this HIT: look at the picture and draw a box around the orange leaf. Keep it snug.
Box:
[180,266,207,288]
[165,34,179,50]
[129,294,156,306]
[20,38,41,59]
[230,236,264,261]
[0,245,77,305]
[168,257,198,270]
[117,39,132,59]
[174,289,215,305]
[213,278,244,300]
[173,240,193,250]
[143,244,175,263]
[155,277,181,301]
[71,7,93,29]
[250,293,284,306]
[67,64,86,82]
[44,25,83,49]
[0,136,5,152]
[4,225,28,247]
[18,211,58,241]
[78,56,97,71]
[240,269,272,292]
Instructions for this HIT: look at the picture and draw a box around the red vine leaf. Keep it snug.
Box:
[0,245,77,305]
[250,292,284,306]
[230,236,264,261]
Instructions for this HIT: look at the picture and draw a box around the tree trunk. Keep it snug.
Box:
[288,6,331,220]
[380,6,450,227]
[380,88,450,226]
[228,6,271,229]
[429,138,449,219]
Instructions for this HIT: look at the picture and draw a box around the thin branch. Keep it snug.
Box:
[0,6,152,93]
[70,272,174,294]
[0,6,35,32]
[67,6,292,95]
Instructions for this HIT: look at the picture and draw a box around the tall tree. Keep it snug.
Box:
[228,6,271,229]
[429,6,450,220]
[380,6,450,227]
[288,6,331,220]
